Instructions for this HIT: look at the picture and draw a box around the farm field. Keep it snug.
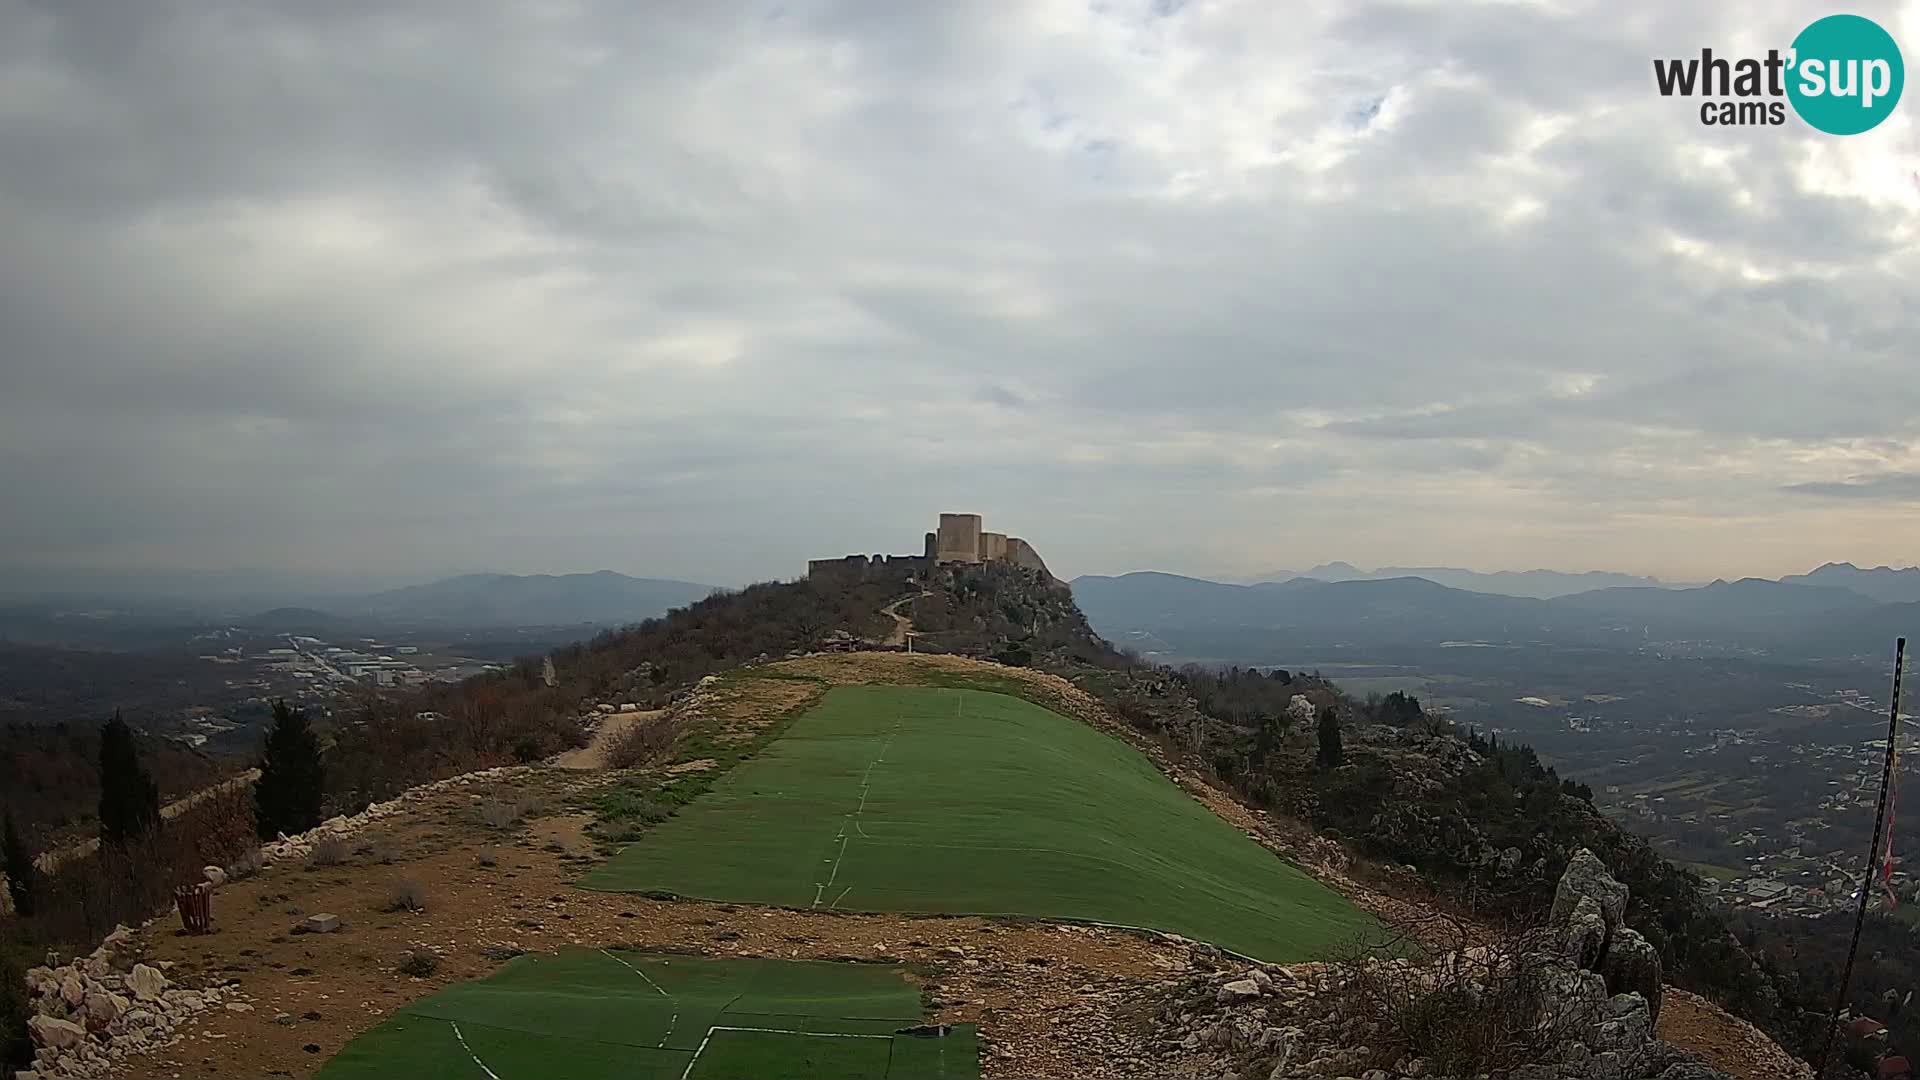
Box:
[583,684,1374,960]
[316,949,975,1080]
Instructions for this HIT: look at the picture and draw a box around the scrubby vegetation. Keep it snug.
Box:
[605,715,683,770]
[384,877,428,914]
[0,721,225,841]
[397,947,440,977]
[306,835,350,869]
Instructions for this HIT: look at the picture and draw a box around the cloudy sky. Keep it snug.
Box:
[4,0,1919,593]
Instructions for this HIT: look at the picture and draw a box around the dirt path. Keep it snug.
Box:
[878,591,929,647]
[1659,987,1814,1080]
[550,710,665,770]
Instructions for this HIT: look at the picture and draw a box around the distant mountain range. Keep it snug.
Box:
[1070,568,1916,660]
[326,572,718,628]
[1237,560,1920,604]
[1251,562,1669,600]
[1779,562,1920,605]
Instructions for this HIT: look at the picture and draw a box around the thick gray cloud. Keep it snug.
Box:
[2,0,1918,591]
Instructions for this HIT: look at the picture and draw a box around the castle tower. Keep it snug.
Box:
[935,513,984,563]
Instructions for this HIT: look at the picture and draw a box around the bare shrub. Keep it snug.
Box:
[476,798,525,830]
[398,948,440,977]
[607,716,684,770]
[225,847,265,882]
[306,836,350,869]
[1324,920,1592,1076]
[384,877,428,913]
[24,785,256,955]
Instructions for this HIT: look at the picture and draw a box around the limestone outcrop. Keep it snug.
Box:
[18,924,250,1079]
[1139,849,1786,1080]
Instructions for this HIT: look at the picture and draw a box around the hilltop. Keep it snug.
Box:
[3,551,1825,1080]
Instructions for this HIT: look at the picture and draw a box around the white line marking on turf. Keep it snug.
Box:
[811,718,902,908]
[600,949,670,996]
[600,948,678,1046]
[711,1025,892,1038]
[680,1022,897,1077]
[449,1021,503,1080]
[829,884,853,909]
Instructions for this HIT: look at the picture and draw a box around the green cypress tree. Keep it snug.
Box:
[255,700,325,840]
[2,812,34,917]
[1316,705,1344,768]
[98,710,161,845]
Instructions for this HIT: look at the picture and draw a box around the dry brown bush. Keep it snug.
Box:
[305,835,350,868]
[1325,919,1599,1076]
[476,798,529,830]
[607,716,685,770]
[21,785,255,954]
[398,947,439,977]
[225,846,264,882]
[384,877,427,913]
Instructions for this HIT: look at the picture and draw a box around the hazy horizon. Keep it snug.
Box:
[4,2,1918,589]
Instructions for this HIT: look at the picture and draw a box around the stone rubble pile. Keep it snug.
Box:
[18,925,250,1079]
[1144,850,1750,1080]
[259,764,530,862]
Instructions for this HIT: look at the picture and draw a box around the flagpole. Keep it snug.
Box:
[1815,637,1906,1077]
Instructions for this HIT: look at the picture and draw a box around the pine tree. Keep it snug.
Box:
[2,812,34,917]
[255,700,325,840]
[1316,705,1344,768]
[98,711,160,845]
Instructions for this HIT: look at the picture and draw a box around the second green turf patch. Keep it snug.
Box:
[583,684,1374,960]
[317,950,974,1080]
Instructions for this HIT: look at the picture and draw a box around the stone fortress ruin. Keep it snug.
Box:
[807,512,1053,582]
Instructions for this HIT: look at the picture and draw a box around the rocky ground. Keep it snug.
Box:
[13,652,1818,1080]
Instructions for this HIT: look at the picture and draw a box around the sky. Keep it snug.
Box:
[3,0,1919,593]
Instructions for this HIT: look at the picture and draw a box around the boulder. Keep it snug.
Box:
[203,865,228,888]
[1600,926,1664,1022]
[1550,848,1628,942]
[27,1015,86,1050]
[1538,966,1610,1031]
[1561,893,1608,969]
[1215,978,1263,1003]
[59,976,85,1008]
[303,912,342,934]
[1590,993,1653,1052]
[126,964,168,1001]
[83,991,126,1026]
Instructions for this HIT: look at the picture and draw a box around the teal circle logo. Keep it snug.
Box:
[1787,14,1904,135]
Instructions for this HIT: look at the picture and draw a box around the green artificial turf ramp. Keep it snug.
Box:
[315,950,974,1080]
[583,684,1375,960]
